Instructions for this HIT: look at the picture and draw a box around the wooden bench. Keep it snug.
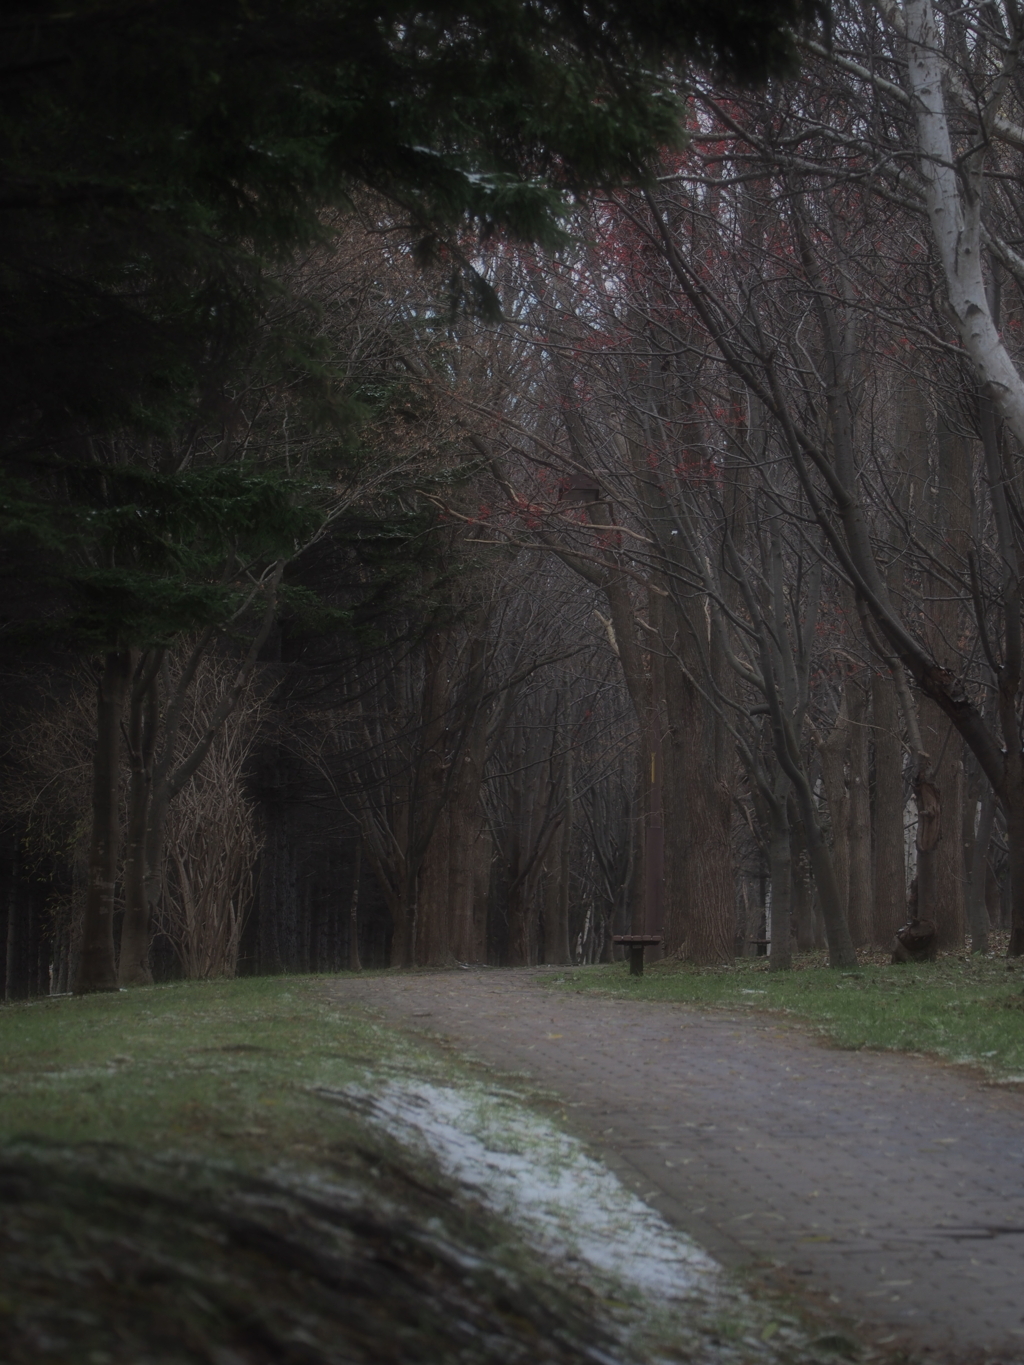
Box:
[612,934,663,977]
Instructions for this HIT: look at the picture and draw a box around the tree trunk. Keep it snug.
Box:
[871,670,906,946]
[447,675,490,965]
[416,803,451,967]
[789,795,818,951]
[625,759,645,937]
[543,743,573,965]
[663,663,733,964]
[4,845,17,1002]
[412,631,453,966]
[601,570,663,945]
[846,676,873,948]
[968,790,995,955]
[448,792,484,964]
[791,768,856,967]
[555,741,573,964]
[767,781,792,971]
[348,844,362,972]
[986,852,1003,932]
[388,887,414,967]
[506,823,559,966]
[504,729,529,965]
[502,694,561,967]
[1005,753,1024,957]
[817,691,851,930]
[119,653,160,986]
[471,823,491,963]
[142,780,171,963]
[540,833,561,965]
[904,0,1024,449]
[257,796,283,974]
[75,649,131,994]
[506,880,532,966]
[918,695,966,950]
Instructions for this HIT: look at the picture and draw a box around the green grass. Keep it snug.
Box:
[546,954,1024,1080]
[0,977,643,1365]
[0,974,903,1364]
[0,974,441,1161]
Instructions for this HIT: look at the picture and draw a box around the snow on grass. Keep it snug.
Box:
[350,1079,719,1305]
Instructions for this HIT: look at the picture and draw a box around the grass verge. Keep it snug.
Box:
[545,953,1024,1080]
[0,976,634,1365]
[0,974,422,1159]
[0,975,856,1365]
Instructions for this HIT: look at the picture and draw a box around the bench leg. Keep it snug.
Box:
[629,944,645,977]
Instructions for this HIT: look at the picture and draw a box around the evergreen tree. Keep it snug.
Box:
[2,0,822,989]
[2,0,822,460]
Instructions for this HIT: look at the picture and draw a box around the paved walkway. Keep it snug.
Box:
[332,969,1024,1362]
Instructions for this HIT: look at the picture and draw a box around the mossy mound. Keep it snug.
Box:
[0,1140,625,1365]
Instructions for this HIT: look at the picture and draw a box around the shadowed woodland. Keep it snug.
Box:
[5,0,1024,997]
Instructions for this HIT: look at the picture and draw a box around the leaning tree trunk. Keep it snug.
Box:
[902,13,1024,951]
[75,649,132,994]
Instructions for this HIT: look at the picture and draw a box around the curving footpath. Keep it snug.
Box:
[333,968,1024,1363]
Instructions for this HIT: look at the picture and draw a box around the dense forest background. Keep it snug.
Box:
[5,0,1024,996]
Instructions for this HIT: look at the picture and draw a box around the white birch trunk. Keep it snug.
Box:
[903,0,1024,442]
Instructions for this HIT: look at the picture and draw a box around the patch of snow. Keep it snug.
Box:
[350,1079,719,1303]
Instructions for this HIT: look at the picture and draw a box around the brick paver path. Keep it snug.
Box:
[333,969,1024,1361]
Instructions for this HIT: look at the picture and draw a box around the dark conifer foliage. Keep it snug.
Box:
[1,0,821,458]
[0,0,827,993]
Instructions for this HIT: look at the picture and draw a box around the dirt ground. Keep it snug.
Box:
[333,967,1024,1364]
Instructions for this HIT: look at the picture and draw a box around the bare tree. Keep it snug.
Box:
[157,660,265,979]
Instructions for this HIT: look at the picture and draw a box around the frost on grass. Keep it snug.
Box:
[315,1081,856,1364]
[347,1079,718,1305]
